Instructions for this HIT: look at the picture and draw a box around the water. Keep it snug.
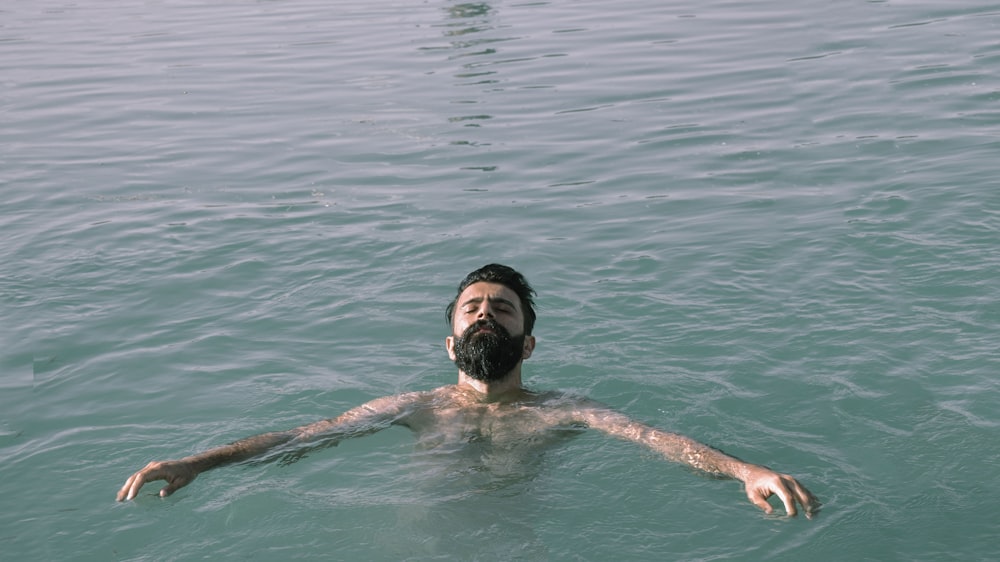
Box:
[3,0,999,559]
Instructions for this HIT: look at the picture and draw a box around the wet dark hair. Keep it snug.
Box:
[446,263,537,335]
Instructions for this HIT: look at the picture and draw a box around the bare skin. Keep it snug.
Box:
[117,281,819,517]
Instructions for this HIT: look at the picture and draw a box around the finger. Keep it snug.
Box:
[159,478,184,497]
[116,474,137,502]
[774,479,797,517]
[126,471,151,501]
[746,488,774,514]
[790,480,820,518]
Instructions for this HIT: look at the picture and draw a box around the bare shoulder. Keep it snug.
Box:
[504,390,616,427]
[525,390,605,409]
[528,391,637,428]
[362,388,437,412]
[295,389,438,440]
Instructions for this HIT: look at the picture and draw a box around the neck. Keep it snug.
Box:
[457,367,525,402]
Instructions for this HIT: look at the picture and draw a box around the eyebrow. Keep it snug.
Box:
[460,296,519,310]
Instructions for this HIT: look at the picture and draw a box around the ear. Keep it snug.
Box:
[445,335,457,361]
[521,335,536,360]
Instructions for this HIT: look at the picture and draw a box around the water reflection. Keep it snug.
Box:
[434,2,504,166]
[437,1,507,86]
[446,2,494,28]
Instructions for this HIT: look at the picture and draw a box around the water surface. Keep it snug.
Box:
[3,0,999,560]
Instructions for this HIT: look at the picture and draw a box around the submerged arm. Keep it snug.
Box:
[571,401,818,517]
[116,393,421,501]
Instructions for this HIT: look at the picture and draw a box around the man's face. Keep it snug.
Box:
[446,282,535,381]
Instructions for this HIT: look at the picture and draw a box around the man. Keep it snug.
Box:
[117,264,818,517]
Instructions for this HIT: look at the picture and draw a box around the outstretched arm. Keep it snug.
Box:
[116,392,423,501]
[571,401,819,517]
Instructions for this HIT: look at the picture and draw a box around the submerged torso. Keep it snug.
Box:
[386,386,588,491]
[399,386,587,451]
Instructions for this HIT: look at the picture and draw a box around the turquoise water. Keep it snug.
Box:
[3,0,999,559]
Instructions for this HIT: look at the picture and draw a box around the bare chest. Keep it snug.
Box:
[406,403,567,448]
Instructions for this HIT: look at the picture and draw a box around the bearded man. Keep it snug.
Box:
[117,264,818,517]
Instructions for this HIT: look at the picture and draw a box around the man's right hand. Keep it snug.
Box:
[116,460,198,501]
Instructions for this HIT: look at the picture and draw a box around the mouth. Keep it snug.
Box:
[466,324,499,339]
[463,320,506,340]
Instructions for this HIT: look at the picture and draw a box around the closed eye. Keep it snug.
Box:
[460,298,518,315]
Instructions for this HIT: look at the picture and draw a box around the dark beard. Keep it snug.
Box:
[452,319,526,382]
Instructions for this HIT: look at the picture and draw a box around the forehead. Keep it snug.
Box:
[456,282,521,309]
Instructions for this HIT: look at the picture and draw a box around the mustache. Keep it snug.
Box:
[461,319,510,339]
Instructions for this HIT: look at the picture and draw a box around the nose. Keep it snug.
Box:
[477,301,495,320]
